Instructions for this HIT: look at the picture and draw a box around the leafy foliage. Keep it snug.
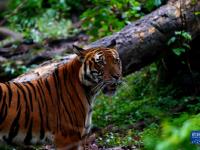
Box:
[0,61,39,81]
[25,9,72,42]
[195,11,200,15]
[143,114,200,150]
[142,0,165,11]
[168,31,192,56]
[1,0,164,41]
[81,0,165,40]
[2,0,79,42]
[97,131,138,148]
[81,0,142,40]
[1,61,29,77]
[93,64,200,149]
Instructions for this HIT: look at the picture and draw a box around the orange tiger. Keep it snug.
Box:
[0,45,122,149]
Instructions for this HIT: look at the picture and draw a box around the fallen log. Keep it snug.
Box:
[87,0,200,75]
[13,0,200,82]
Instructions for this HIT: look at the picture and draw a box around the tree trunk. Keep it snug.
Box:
[87,0,200,75]
[13,0,200,82]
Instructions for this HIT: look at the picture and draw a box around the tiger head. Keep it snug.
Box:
[73,45,122,96]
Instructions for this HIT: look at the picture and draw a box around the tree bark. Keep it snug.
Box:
[87,0,200,75]
[13,0,200,82]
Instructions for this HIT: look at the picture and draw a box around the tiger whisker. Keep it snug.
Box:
[90,82,104,94]
[119,80,133,96]
[104,79,123,85]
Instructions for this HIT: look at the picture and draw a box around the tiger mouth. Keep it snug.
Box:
[102,83,118,96]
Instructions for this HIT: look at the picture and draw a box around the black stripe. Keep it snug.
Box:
[89,108,93,114]
[35,84,44,107]
[44,78,58,131]
[37,80,50,130]
[16,90,20,110]
[57,66,76,134]
[61,109,68,124]
[0,85,3,102]
[83,62,96,84]
[62,68,76,133]
[72,111,82,139]
[62,69,75,126]
[53,69,60,101]
[84,74,96,84]
[70,65,86,120]
[57,88,70,126]
[67,65,85,134]
[24,117,33,145]
[4,83,12,107]
[91,58,96,63]
[13,83,30,128]
[26,82,37,101]
[55,68,74,131]
[37,98,45,140]
[0,90,8,125]
[23,84,33,112]
[26,82,45,139]
[89,61,95,80]
[44,79,54,106]
[89,60,98,72]
[83,85,92,104]
[83,62,87,75]
[69,78,86,120]
[37,80,47,108]
[53,69,62,132]
[5,105,21,143]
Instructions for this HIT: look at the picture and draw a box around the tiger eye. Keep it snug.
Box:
[114,58,120,64]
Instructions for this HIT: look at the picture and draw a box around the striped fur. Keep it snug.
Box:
[0,46,122,149]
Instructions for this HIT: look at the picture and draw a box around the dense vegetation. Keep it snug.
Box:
[94,65,200,149]
[1,0,200,149]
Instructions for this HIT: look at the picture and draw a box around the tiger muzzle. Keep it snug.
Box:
[102,79,122,96]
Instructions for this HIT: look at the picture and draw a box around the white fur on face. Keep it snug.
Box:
[94,52,101,61]
[94,52,106,64]
[111,51,119,59]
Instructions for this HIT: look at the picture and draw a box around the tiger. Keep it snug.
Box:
[0,45,122,149]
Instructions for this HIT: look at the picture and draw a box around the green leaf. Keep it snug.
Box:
[175,31,192,41]
[155,0,162,6]
[182,43,191,50]
[182,32,192,41]
[172,48,186,56]
[175,31,182,35]
[195,11,200,15]
[167,37,176,45]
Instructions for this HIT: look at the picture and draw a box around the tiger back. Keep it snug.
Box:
[0,45,122,149]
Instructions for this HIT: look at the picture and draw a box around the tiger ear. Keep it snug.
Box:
[72,45,85,55]
[107,39,116,49]
[72,45,85,62]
